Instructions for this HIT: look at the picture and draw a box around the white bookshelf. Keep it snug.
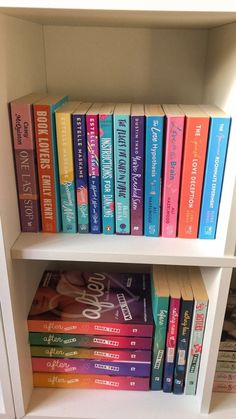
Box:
[1,3,236,419]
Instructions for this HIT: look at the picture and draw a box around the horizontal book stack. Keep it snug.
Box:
[27,270,153,390]
[151,265,208,394]
[213,270,236,393]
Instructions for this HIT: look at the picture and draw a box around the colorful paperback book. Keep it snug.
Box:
[33,372,150,390]
[213,381,236,393]
[34,95,68,232]
[29,332,152,349]
[72,102,92,233]
[178,105,209,238]
[27,270,153,337]
[131,104,145,235]
[161,105,185,237]
[185,267,208,395]
[10,92,46,232]
[216,361,236,372]
[214,371,236,382]
[55,101,79,233]
[30,346,151,362]
[86,103,102,233]
[151,265,169,390]
[219,272,236,351]
[114,103,131,234]
[198,105,231,239]
[99,103,115,234]
[217,351,236,362]
[173,267,194,394]
[144,104,164,237]
[162,266,181,393]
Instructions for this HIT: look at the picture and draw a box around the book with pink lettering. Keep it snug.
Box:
[161,105,185,237]
[27,270,153,337]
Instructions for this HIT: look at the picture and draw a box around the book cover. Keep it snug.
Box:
[114,103,131,234]
[161,105,185,237]
[130,104,145,235]
[55,101,79,233]
[214,371,236,382]
[33,372,150,390]
[185,267,209,395]
[162,266,181,392]
[178,105,210,238]
[151,265,169,390]
[72,102,92,233]
[30,346,151,362]
[27,270,153,337]
[86,103,102,233]
[10,92,46,232]
[198,105,231,239]
[213,381,236,393]
[173,267,194,394]
[34,95,68,232]
[99,103,115,234]
[32,357,151,376]
[29,332,152,349]
[217,351,236,362]
[144,104,164,237]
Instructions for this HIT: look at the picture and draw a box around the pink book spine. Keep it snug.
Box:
[161,116,184,237]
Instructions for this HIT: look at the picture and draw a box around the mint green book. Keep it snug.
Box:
[151,265,170,390]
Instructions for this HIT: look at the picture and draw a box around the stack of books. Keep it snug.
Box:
[27,270,153,390]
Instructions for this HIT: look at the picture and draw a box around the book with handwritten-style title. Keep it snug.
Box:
[27,270,153,337]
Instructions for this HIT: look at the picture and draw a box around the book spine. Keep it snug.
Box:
[72,114,89,233]
[144,115,164,236]
[130,115,145,235]
[10,103,41,232]
[173,299,193,394]
[213,381,236,393]
[33,372,150,390]
[29,332,152,349]
[217,351,236,362]
[185,300,208,395]
[198,117,231,239]
[55,112,77,233]
[99,114,115,234]
[163,297,181,392]
[214,371,236,382]
[216,361,236,372]
[151,296,169,390]
[178,117,209,238]
[32,358,151,376]
[161,116,185,237]
[220,341,236,351]
[114,113,130,234]
[31,346,152,362]
[86,114,101,233]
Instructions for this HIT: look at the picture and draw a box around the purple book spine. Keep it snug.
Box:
[131,115,145,235]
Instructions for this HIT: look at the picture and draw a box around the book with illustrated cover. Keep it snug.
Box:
[27,270,153,337]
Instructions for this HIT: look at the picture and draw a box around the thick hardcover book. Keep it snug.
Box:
[198,105,231,239]
[161,105,185,237]
[33,372,150,390]
[32,357,151,376]
[55,101,79,233]
[27,270,153,337]
[144,104,164,237]
[72,103,91,233]
[34,95,68,232]
[29,332,152,349]
[86,103,102,233]
[130,104,145,235]
[214,371,236,382]
[114,103,131,234]
[173,267,194,394]
[178,105,210,238]
[217,351,236,362]
[10,92,46,232]
[216,361,236,372]
[213,381,236,393]
[30,346,151,362]
[151,265,169,390]
[185,267,208,395]
[162,266,181,392]
[99,103,115,234]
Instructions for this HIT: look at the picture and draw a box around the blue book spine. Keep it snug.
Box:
[144,115,164,236]
[114,114,130,234]
[198,117,231,239]
[72,114,89,233]
[99,114,115,234]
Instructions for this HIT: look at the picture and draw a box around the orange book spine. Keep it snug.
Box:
[178,117,209,238]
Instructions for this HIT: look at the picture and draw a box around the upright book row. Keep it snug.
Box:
[10,93,231,239]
